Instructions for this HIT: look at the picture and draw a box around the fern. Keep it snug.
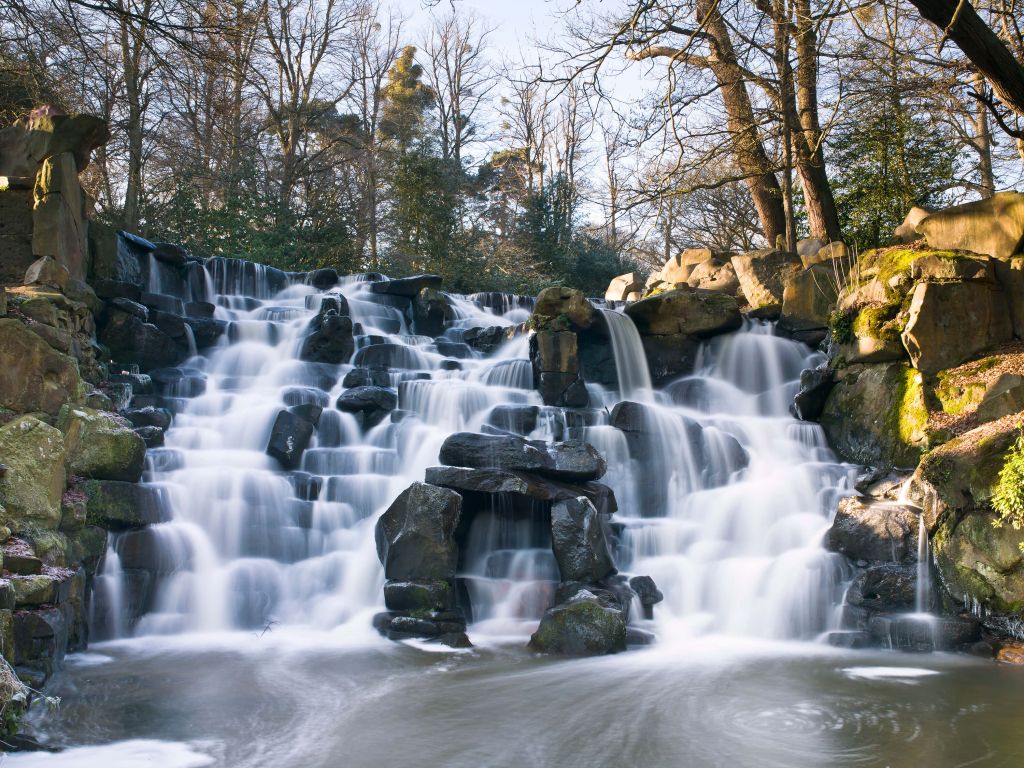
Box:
[992,427,1024,534]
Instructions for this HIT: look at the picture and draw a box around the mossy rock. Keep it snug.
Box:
[0,318,83,416]
[58,405,146,482]
[10,575,56,607]
[0,416,66,530]
[933,510,1024,616]
[528,592,626,655]
[820,363,928,468]
[533,287,596,331]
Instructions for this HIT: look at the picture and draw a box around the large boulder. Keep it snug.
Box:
[32,153,89,281]
[820,363,928,468]
[82,480,167,530]
[0,417,66,530]
[374,482,462,581]
[845,564,918,612]
[369,274,443,297]
[58,406,146,482]
[933,510,1024,616]
[894,206,931,243]
[98,303,186,370]
[0,318,82,415]
[438,432,606,482]
[624,286,741,337]
[528,590,627,655]
[0,113,109,177]
[550,496,616,582]
[826,496,920,564]
[917,192,1024,259]
[730,249,803,317]
[299,309,354,365]
[336,386,397,429]
[533,286,596,330]
[265,409,315,470]
[901,280,1012,375]
[605,272,643,302]
[530,330,588,408]
[686,258,739,295]
[411,287,454,337]
[424,466,617,516]
[779,264,840,333]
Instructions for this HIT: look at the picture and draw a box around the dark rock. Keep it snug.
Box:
[464,325,515,355]
[99,305,186,371]
[150,367,207,397]
[282,386,330,409]
[550,496,616,582]
[353,343,425,370]
[435,340,473,359]
[288,403,323,427]
[4,553,42,576]
[374,482,463,581]
[140,291,184,316]
[846,564,918,612]
[300,310,354,365]
[412,287,454,336]
[185,315,228,348]
[83,479,168,530]
[826,497,919,563]
[486,405,539,435]
[336,386,398,429]
[134,425,165,448]
[184,301,216,319]
[438,432,606,481]
[791,366,835,421]
[265,409,315,469]
[151,242,189,268]
[629,575,664,608]
[528,591,627,655]
[108,297,148,322]
[424,466,617,516]
[123,406,173,430]
[93,279,141,302]
[343,366,391,388]
[308,268,339,289]
[867,614,981,652]
[383,580,455,612]
[369,274,443,297]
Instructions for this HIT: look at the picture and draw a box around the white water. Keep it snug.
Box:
[93,267,855,646]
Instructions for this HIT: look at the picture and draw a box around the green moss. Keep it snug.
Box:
[852,302,901,342]
[828,309,855,345]
[894,365,929,448]
[933,357,1003,416]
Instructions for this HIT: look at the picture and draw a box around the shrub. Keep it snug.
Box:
[992,427,1024,542]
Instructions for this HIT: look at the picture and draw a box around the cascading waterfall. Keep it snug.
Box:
[95,268,855,645]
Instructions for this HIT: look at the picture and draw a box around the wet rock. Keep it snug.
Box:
[0,416,66,530]
[98,303,186,370]
[369,274,443,297]
[424,466,617,516]
[185,315,227,349]
[93,279,142,303]
[629,575,664,619]
[486,405,540,435]
[288,403,323,427]
[134,425,164,448]
[730,249,803,318]
[791,366,834,421]
[265,409,315,470]
[123,405,173,430]
[438,432,607,481]
[150,241,189,268]
[528,590,627,655]
[11,574,57,607]
[846,564,918,612]
[308,267,339,289]
[411,287,454,336]
[435,340,472,359]
[336,386,397,429]
[464,325,519,355]
[184,301,216,319]
[901,280,1012,375]
[639,333,698,386]
[826,497,919,563]
[282,386,330,409]
[550,496,616,582]
[140,291,184,316]
[299,310,354,365]
[383,580,454,612]
[58,405,146,482]
[342,366,391,388]
[82,479,168,529]
[531,330,588,408]
[624,286,741,337]
[866,614,981,652]
[375,482,462,581]
[352,343,424,370]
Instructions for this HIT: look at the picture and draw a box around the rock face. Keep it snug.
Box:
[265,409,315,469]
[58,406,146,482]
[98,301,186,370]
[730,249,803,317]
[533,286,596,330]
[438,432,607,482]
[82,480,167,530]
[0,318,82,414]
[934,510,1024,616]
[550,497,616,582]
[336,386,397,429]
[624,287,741,337]
[411,287,454,337]
[894,206,931,243]
[528,590,627,655]
[299,307,354,365]
[917,191,1024,259]
[826,496,919,563]
[531,330,588,407]
[820,363,928,468]
[605,272,643,302]
[901,280,1012,375]
[791,366,834,421]
[0,417,66,530]
[779,264,839,334]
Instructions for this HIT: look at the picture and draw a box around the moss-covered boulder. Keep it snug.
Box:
[901,280,1013,375]
[624,286,741,337]
[528,590,627,655]
[58,405,146,482]
[0,416,66,530]
[832,303,907,365]
[820,363,928,468]
[533,286,596,330]
[0,319,82,415]
[933,510,1024,616]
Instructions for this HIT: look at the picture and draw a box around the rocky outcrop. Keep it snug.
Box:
[336,385,397,429]
[530,330,588,407]
[604,272,643,302]
[779,263,839,337]
[533,286,596,330]
[624,287,741,337]
[730,249,803,318]
[550,497,616,582]
[826,496,920,564]
[299,301,354,364]
[0,317,83,415]
[917,191,1024,259]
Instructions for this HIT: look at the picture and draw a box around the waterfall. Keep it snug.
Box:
[100,270,853,644]
[916,512,931,614]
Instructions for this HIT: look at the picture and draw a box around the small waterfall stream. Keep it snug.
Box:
[93,267,855,644]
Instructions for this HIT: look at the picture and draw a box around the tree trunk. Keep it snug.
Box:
[972,74,996,197]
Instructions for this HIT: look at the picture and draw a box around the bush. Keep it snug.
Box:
[992,427,1024,541]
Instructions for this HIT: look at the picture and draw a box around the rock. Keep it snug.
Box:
[464,325,518,355]
[10,574,57,607]
[894,206,931,243]
[910,253,993,282]
[368,274,442,297]
[282,386,330,409]
[826,497,919,563]
[336,386,397,429]
[528,590,627,655]
[375,482,462,581]
[109,297,148,321]
[265,409,315,470]
[779,264,839,332]
[288,403,323,427]
[58,405,146,482]
[299,310,354,365]
[486,404,539,435]
[98,304,186,370]
[629,575,664,619]
[424,466,617,516]
[686,259,740,295]
[730,249,803,317]
[342,367,391,388]
[605,272,643,302]
[0,417,66,530]
[624,286,741,337]
[901,280,1012,375]
[151,242,189,268]
[820,363,928,468]
[997,643,1024,664]
[352,343,425,369]
[533,286,596,330]
[134,425,164,448]
[918,191,1024,259]
[833,303,907,365]
[123,406,173,430]
[791,366,834,421]
[530,330,588,407]
[306,268,339,289]
[797,238,825,258]
[411,287,454,336]
[803,241,849,267]
[550,496,616,582]
[438,432,606,481]
[24,255,69,291]
[3,546,42,576]
[81,480,167,529]
[383,580,454,612]
[846,564,918,612]
[0,319,82,415]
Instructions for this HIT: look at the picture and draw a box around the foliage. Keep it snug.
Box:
[828,309,855,345]
[992,427,1024,540]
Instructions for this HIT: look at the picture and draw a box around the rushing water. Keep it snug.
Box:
[20,264,1023,764]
